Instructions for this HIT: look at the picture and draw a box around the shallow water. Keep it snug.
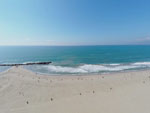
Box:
[0,45,150,74]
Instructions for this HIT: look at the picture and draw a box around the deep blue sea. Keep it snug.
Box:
[0,46,150,74]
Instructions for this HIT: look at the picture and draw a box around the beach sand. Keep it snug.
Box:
[0,67,150,113]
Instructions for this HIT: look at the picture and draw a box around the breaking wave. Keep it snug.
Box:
[36,62,150,74]
[132,62,150,65]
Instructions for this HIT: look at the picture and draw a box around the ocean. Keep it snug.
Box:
[0,45,150,74]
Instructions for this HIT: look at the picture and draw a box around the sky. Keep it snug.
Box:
[0,0,150,45]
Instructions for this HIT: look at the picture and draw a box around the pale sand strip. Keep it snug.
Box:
[0,67,150,113]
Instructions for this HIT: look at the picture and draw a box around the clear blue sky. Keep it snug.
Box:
[0,0,150,45]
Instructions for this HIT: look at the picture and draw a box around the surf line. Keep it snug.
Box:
[0,62,52,66]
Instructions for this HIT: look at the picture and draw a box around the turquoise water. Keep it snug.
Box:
[0,46,150,74]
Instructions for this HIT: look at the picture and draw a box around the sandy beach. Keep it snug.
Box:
[0,67,150,113]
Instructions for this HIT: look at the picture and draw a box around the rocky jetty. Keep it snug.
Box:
[0,62,52,66]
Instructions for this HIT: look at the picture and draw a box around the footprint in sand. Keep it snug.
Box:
[50,98,53,101]
[26,101,29,104]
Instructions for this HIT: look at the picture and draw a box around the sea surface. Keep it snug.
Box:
[0,45,150,75]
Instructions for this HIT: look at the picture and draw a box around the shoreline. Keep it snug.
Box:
[1,66,150,80]
[1,60,150,76]
[20,66,150,76]
[1,66,150,113]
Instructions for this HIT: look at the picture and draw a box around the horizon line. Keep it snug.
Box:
[0,44,150,46]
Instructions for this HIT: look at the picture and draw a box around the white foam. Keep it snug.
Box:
[23,61,41,64]
[46,65,87,73]
[132,62,150,66]
[44,64,141,74]
[108,63,120,66]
